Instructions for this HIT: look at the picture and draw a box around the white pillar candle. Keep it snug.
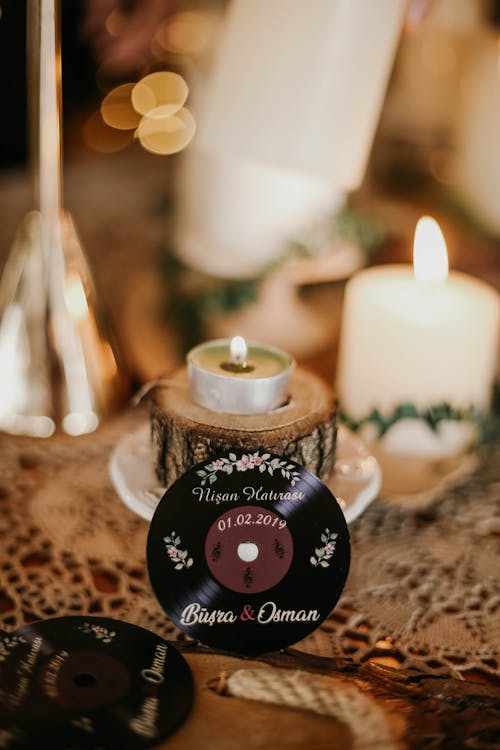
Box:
[176,149,344,278]
[337,218,500,455]
[188,337,294,414]
[197,0,406,189]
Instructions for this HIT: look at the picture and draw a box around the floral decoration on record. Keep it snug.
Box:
[0,634,26,661]
[164,531,194,570]
[310,529,338,568]
[197,452,301,486]
[78,622,116,644]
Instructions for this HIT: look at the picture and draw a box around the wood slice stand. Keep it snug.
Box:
[151,367,337,488]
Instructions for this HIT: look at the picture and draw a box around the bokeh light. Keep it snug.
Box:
[101,83,141,130]
[105,8,126,38]
[90,68,194,156]
[132,71,188,118]
[154,12,214,57]
[83,111,133,153]
[137,106,196,155]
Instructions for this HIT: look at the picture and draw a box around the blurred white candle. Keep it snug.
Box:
[197,0,406,189]
[337,218,500,442]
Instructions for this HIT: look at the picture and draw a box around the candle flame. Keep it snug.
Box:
[230,335,248,364]
[413,216,448,283]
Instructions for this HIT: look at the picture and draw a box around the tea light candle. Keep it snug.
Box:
[337,217,500,453]
[188,337,294,414]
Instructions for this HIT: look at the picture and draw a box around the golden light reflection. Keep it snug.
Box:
[83,111,133,153]
[137,106,196,155]
[131,72,188,117]
[0,303,28,421]
[101,83,140,130]
[413,216,449,283]
[154,12,214,57]
[0,303,56,437]
[105,9,126,38]
[367,655,402,669]
[102,341,118,378]
[375,638,394,651]
[64,275,89,320]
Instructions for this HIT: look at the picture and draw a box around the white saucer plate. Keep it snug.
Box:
[109,423,381,524]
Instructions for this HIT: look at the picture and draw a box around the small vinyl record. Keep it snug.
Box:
[147,450,350,655]
[0,616,194,749]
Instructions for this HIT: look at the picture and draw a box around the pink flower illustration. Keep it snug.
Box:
[310,529,338,568]
[236,456,251,471]
[197,451,301,486]
[164,532,194,570]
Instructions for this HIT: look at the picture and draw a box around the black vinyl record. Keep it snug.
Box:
[147,450,350,655]
[0,616,193,749]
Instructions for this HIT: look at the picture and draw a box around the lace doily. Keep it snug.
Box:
[299,444,500,681]
[0,409,498,684]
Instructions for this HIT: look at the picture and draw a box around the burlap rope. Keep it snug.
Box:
[220,668,400,750]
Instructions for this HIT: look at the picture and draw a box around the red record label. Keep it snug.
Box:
[205,505,293,594]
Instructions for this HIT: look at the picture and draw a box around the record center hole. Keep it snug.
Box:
[73,673,97,688]
[237,542,259,563]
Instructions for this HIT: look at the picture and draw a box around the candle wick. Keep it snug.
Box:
[220,361,255,373]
